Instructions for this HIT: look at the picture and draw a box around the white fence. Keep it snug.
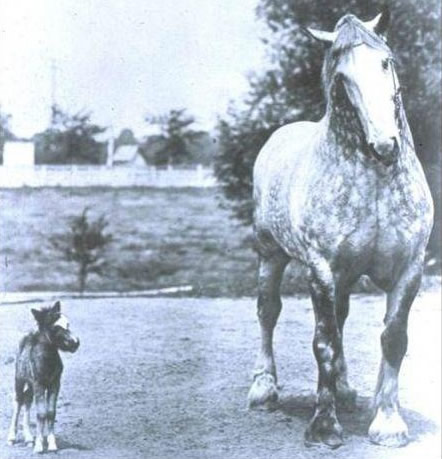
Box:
[0,165,217,188]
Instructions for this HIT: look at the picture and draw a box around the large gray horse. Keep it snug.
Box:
[248,9,433,449]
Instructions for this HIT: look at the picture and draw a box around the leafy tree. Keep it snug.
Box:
[144,109,204,165]
[51,207,112,293]
[35,104,107,164]
[215,0,441,257]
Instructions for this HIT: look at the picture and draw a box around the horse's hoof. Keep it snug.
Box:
[247,373,279,410]
[26,441,34,448]
[304,414,344,449]
[7,440,15,446]
[368,409,409,447]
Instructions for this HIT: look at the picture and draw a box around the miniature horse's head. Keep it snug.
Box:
[307,8,404,166]
[31,301,80,353]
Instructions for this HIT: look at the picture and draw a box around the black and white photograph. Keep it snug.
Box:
[0,1,440,458]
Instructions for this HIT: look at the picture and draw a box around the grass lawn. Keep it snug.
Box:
[0,187,258,296]
[1,187,439,296]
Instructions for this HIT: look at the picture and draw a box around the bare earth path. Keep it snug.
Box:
[0,292,440,459]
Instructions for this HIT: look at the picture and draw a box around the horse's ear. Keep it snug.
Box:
[52,301,61,313]
[302,27,337,44]
[31,309,43,323]
[366,6,390,38]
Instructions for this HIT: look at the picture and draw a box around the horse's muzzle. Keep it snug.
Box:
[368,137,399,166]
[62,336,80,353]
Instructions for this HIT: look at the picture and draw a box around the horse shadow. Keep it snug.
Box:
[277,393,439,442]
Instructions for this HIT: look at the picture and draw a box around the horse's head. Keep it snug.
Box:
[31,301,80,353]
[307,9,404,166]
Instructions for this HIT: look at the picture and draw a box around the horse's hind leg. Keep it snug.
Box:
[368,264,423,447]
[304,260,344,449]
[248,251,289,409]
[7,379,25,445]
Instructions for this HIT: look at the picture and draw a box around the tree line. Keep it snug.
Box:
[0,105,213,166]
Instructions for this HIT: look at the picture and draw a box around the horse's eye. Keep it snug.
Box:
[382,59,389,71]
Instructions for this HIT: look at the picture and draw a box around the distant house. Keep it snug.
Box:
[3,141,35,167]
[111,145,147,167]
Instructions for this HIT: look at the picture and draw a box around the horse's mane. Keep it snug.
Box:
[322,14,392,92]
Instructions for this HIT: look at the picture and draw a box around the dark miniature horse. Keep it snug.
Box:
[248,9,433,449]
[7,301,80,453]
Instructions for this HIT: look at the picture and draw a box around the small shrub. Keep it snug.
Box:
[51,207,112,293]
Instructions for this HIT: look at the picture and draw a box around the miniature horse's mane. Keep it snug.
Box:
[322,14,392,93]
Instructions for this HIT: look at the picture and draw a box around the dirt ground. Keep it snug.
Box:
[0,291,440,459]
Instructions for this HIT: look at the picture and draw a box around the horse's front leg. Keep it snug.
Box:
[335,290,357,406]
[305,262,344,449]
[46,380,60,452]
[34,385,47,454]
[368,263,423,447]
[247,252,289,409]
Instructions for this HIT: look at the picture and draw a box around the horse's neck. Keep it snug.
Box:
[323,88,366,163]
[35,330,58,354]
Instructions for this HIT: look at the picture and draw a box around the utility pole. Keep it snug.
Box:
[50,59,58,126]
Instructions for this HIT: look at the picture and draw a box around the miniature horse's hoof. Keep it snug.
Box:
[368,409,409,447]
[247,373,279,410]
[7,440,15,447]
[47,434,58,452]
[304,414,344,449]
[33,438,44,454]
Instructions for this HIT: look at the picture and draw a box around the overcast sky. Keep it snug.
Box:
[0,0,265,138]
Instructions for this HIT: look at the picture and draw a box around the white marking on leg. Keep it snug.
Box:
[247,373,278,409]
[23,404,34,445]
[7,401,20,445]
[34,436,44,454]
[47,433,58,452]
[369,408,409,447]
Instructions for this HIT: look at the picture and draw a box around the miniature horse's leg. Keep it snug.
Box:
[304,260,344,449]
[368,263,423,447]
[248,251,289,409]
[22,386,34,446]
[46,380,60,452]
[34,384,47,454]
[335,290,357,405]
[7,379,25,445]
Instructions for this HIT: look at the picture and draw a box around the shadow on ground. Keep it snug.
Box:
[278,394,439,443]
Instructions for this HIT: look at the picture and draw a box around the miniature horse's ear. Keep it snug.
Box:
[31,309,43,323]
[365,6,390,39]
[52,301,61,313]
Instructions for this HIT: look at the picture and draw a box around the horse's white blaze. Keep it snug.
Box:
[339,46,399,146]
[54,314,69,330]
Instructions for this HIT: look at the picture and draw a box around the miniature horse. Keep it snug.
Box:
[248,10,433,449]
[7,301,80,453]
